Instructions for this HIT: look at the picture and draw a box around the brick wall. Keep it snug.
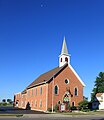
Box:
[48,66,84,109]
[14,65,84,111]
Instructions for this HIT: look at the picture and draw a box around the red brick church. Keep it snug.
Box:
[14,37,85,112]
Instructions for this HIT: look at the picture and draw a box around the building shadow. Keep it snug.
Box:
[25,102,31,110]
[91,118,104,120]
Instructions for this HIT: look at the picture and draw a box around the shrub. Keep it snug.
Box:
[81,108,90,112]
[71,106,77,110]
[47,108,52,112]
[2,102,7,106]
[66,103,70,110]
[78,100,89,109]
[54,104,59,112]
[0,103,3,106]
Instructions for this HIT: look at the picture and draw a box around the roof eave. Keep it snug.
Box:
[27,81,47,89]
[68,64,86,87]
[46,63,68,83]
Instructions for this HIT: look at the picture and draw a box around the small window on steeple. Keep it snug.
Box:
[65,57,68,62]
[60,58,62,62]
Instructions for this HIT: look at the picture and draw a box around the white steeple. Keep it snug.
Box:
[61,36,68,55]
[59,37,70,67]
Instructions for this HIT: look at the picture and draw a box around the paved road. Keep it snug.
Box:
[23,114,104,120]
[0,107,45,114]
[0,107,104,120]
[0,114,104,120]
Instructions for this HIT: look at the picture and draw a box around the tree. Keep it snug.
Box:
[7,99,12,104]
[83,96,88,101]
[2,99,6,103]
[78,100,89,109]
[91,72,104,101]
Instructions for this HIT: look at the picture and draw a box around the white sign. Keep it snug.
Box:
[61,104,65,111]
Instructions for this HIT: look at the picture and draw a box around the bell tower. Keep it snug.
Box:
[59,37,71,67]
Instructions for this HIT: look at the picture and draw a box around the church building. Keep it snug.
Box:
[14,37,85,112]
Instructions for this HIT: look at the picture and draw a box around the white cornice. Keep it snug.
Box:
[68,64,86,87]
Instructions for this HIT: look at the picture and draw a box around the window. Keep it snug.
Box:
[25,101,27,107]
[101,96,103,100]
[34,89,35,96]
[65,79,69,84]
[65,57,68,62]
[54,85,58,95]
[58,101,61,104]
[32,89,34,96]
[34,101,35,107]
[28,90,30,97]
[31,101,33,107]
[40,87,42,95]
[74,87,78,96]
[36,88,37,96]
[35,101,37,107]
[40,100,42,108]
[72,102,74,107]
[60,58,62,62]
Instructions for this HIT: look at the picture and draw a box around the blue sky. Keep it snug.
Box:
[0,0,104,101]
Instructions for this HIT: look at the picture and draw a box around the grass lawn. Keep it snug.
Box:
[59,111,104,115]
[0,114,23,117]
[0,105,13,107]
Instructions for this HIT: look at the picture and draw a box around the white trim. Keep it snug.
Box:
[68,64,85,87]
[14,92,21,95]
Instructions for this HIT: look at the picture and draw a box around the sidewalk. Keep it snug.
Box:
[23,112,104,118]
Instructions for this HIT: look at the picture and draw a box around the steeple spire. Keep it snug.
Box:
[59,37,70,67]
[61,36,68,55]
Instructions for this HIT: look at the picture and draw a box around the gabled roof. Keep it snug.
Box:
[96,93,104,97]
[27,63,68,89]
[21,89,27,94]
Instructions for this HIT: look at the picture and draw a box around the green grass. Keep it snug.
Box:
[0,104,13,107]
[93,111,104,115]
[58,111,104,115]
[0,114,23,117]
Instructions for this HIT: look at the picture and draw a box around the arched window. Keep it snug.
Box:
[40,100,42,108]
[35,100,37,107]
[40,87,42,95]
[58,100,61,104]
[60,58,62,62]
[72,102,75,107]
[36,88,37,96]
[54,85,58,95]
[74,87,78,96]
[65,57,68,62]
